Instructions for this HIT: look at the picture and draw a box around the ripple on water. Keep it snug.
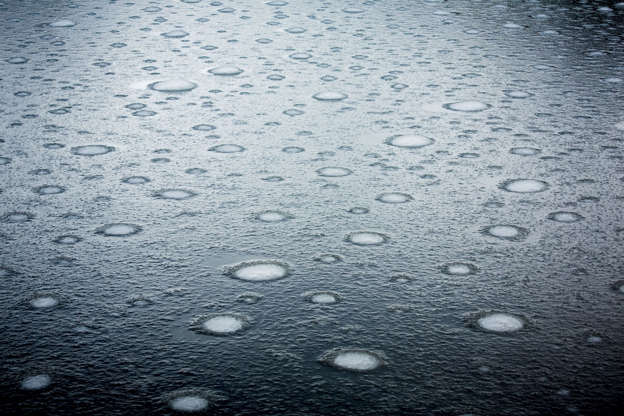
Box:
[50,19,75,27]
[611,280,624,294]
[191,313,250,336]
[227,260,290,282]
[33,185,65,195]
[304,290,341,304]
[122,176,150,185]
[71,145,115,156]
[469,311,526,334]
[164,389,225,413]
[54,235,82,245]
[255,210,293,223]
[312,92,348,101]
[209,144,246,153]
[319,348,385,372]
[441,262,478,276]
[510,147,541,156]
[316,167,352,177]
[153,189,197,200]
[2,211,34,223]
[481,224,529,241]
[315,254,343,264]
[345,231,389,246]
[21,374,51,391]
[96,223,142,237]
[209,66,244,76]
[385,134,434,149]
[547,211,584,223]
[443,101,491,112]
[375,192,413,204]
[149,79,197,93]
[499,179,549,193]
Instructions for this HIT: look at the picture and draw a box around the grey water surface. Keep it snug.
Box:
[1,0,624,415]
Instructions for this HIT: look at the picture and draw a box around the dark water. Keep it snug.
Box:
[1,0,623,415]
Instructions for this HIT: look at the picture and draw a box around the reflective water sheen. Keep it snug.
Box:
[1,0,623,415]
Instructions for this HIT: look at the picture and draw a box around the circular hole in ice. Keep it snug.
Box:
[345,231,389,246]
[321,349,385,372]
[499,179,549,193]
[228,260,290,282]
[610,280,624,294]
[149,79,197,93]
[208,144,245,153]
[0,156,12,165]
[30,296,59,309]
[71,145,115,156]
[312,92,347,101]
[477,312,525,333]
[385,134,434,149]
[96,223,142,237]
[282,146,304,153]
[153,189,197,200]
[316,167,352,177]
[547,211,584,223]
[375,192,413,204]
[209,66,244,76]
[21,374,51,391]
[443,101,492,112]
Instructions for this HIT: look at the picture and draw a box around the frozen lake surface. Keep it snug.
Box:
[1,0,624,415]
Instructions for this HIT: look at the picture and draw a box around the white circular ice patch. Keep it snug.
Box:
[375,192,413,204]
[345,231,388,246]
[149,79,197,92]
[443,101,491,112]
[312,92,347,101]
[477,313,524,333]
[386,134,434,149]
[169,396,209,412]
[21,374,51,391]
[500,179,549,193]
[230,260,289,282]
[30,296,58,309]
